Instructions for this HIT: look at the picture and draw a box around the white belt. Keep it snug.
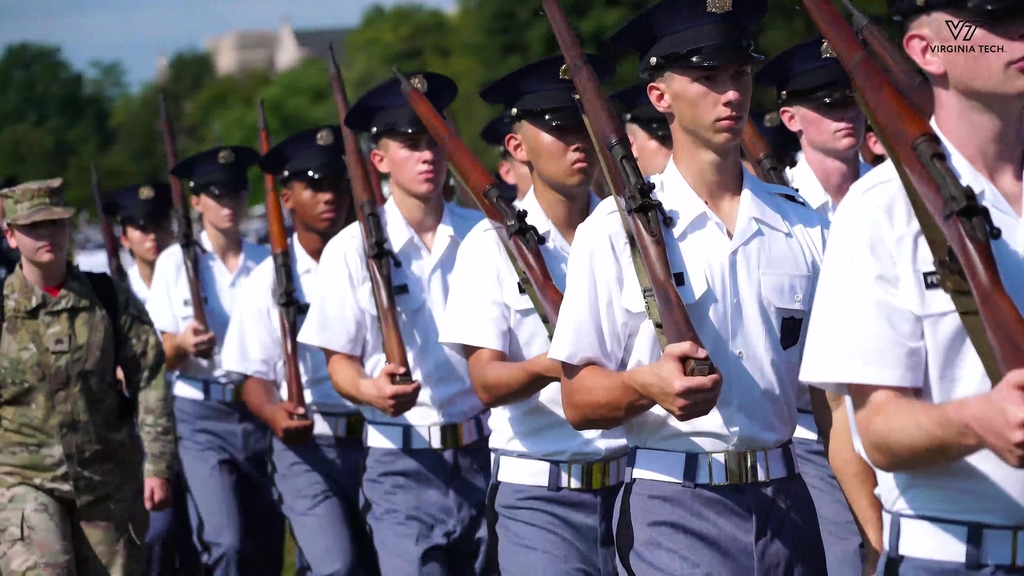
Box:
[173,376,242,403]
[494,453,627,490]
[793,411,819,442]
[630,444,798,486]
[884,511,1024,567]
[365,413,490,450]
[311,412,364,438]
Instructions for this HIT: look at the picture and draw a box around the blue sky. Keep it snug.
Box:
[0,0,458,88]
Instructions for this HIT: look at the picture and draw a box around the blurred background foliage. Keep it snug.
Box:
[0,0,895,213]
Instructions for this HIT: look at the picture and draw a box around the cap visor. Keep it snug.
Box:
[7,206,76,225]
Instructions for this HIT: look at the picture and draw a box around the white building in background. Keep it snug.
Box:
[199,20,352,78]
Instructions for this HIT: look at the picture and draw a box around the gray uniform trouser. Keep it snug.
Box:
[271,434,377,576]
[362,438,492,576]
[489,475,619,575]
[793,435,864,576]
[614,473,827,575]
[174,396,284,576]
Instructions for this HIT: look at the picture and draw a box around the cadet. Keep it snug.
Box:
[610,83,673,177]
[222,125,375,576]
[0,177,19,281]
[799,1,1024,574]
[481,112,531,201]
[755,36,883,575]
[297,72,491,575]
[440,55,627,575]
[862,122,887,167]
[546,0,831,573]
[102,182,201,576]
[146,146,281,576]
[0,179,175,575]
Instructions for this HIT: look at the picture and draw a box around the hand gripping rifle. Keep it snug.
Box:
[257,100,309,423]
[740,122,790,187]
[160,94,213,359]
[803,0,1024,382]
[90,163,128,284]
[541,0,714,377]
[327,44,413,385]
[394,68,563,337]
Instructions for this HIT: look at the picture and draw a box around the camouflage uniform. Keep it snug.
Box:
[0,179,176,575]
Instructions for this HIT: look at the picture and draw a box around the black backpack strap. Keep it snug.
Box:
[83,272,123,368]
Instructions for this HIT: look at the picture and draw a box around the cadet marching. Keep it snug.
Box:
[1,0,1023,575]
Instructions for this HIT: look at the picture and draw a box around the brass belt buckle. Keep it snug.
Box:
[709,450,761,485]
[346,414,365,439]
[439,423,462,449]
[573,461,610,490]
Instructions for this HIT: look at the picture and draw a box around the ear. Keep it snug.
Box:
[779,106,801,135]
[903,17,945,77]
[369,146,389,175]
[505,129,529,165]
[119,231,131,251]
[279,183,295,211]
[190,193,202,213]
[648,78,672,115]
[4,226,16,250]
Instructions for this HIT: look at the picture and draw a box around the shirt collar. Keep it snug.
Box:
[930,117,1019,220]
[515,186,601,239]
[291,233,318,276]
[657,157,786,237]
[381,195,458,253]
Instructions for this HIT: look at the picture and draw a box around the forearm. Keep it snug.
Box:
[561,363,655,430]
[160,333,188,372]
[827,394,883,556]
[241,376,283,426]
[850,385,983,471]
[470,355,553,408]
[137,367,176,480]
[325,351,370,405]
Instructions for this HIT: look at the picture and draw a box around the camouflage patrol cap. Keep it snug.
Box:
[0,178,77,225]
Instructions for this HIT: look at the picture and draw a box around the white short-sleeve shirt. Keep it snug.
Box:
[438,189,628,461]
[296,197,486,427]
[799,119,1024,526]
[127,264,150,306]
[785,154,873,223]
[221,234,357,422]
[146,231,270,398]
[547,158,829,452]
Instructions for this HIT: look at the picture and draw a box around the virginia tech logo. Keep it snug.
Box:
[945,20,981,42]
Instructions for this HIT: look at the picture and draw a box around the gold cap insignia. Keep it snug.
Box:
[559,63,571,80]
[821,40,837,59]
[707,0,733,14]
[410,74,428,92]
[763,111,781,128]
[510,107,519,117]
[138,185,155,200]
[649,56,658,67]
[217,148,234,164]
[780,90,788,101]
[316,128,334,146]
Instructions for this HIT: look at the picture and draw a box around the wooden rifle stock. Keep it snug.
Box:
[839,0,933,120]
[90,163,128,285]
[740,122,790,187]
[394,69,563,335]
[541,0,713,377]
[257,100,309,423]
[803,0,1024,380]
[159,94,213,359]
[326,43,413,384]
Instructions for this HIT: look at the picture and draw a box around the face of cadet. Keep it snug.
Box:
[371,133,449,201]
[121,218,173,265]
[6,219,70,266]
[626,122,673,177]
[283,175,352,237]
[781,99,865,159]
[191,190,247,233]
[649,62,753,152]
[905,10,1024,108]
[506,120,597,196]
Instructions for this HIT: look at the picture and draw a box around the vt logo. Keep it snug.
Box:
[945,20,982,41]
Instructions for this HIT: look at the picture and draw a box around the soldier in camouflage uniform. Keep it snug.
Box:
[0,179,176,575]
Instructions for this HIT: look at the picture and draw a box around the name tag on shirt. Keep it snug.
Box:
[394,284,410,296]
[673,272,686,287]
[922,271,941,291]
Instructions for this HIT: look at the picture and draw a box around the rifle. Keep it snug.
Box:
[327,43,413,385]
[838,0,933,120]
[90,163,128,284]
[257,99,309,423]
[159,93,213,359]
[395,68,563,337]
[803,0,1024,382]
[740,122,790,187]
[541,0,713,377]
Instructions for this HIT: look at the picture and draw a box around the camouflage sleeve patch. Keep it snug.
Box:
[115,283,176,480]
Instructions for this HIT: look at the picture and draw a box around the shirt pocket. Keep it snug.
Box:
[761,271,814,359]
[620,265,708,316]
[0,322,39,406]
